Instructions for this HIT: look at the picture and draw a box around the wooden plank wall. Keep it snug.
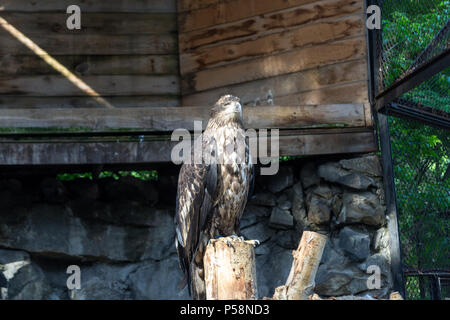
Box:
[178,0,370,108]
[0,0,377,165]
[0,0,180,109]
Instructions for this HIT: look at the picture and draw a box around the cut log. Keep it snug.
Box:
[389,291,404,300]
[204,237,258,300]
[273,231,327,300]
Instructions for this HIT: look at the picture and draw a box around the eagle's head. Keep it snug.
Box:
[210,95,242,123]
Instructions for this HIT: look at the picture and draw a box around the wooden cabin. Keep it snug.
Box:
[0,0,376,166]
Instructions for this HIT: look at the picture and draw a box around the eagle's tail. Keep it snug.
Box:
[175,238,192,296]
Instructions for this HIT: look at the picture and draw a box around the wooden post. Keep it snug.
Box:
[377,113,406,298]
[204,237,258,300]
[273,231,327,300]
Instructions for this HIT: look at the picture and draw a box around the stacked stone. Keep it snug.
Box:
[0,175,186,300]
[0,154,393,300]
[243,154,392,298]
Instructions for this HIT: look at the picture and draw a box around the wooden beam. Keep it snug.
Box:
[179,0,326,32]
[274,81,369,105]
[179,0,363,52]
[0,96,181,109]
[180,15,364,73]
[0,13,177,35]
[0,104,367,132]
[0,128,376,165]
[182,59,368,106]
[0,0,177,13]
[181,37,366,94]
[0,34,177,55]
[0,75,180,96]
[0,55,179,76]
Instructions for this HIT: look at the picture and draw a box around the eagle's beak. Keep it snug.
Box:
[229,101,242,114]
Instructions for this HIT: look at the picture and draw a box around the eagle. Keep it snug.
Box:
[174,95,255,299]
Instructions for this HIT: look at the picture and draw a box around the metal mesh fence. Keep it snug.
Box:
[375,0,449,97]
[372,0,450,299]
[387,113,449,300]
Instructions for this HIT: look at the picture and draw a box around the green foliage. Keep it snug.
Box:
[381,1,450,298]
[382,0,449,89]
[57,172,93,181]
[57,170,158,181]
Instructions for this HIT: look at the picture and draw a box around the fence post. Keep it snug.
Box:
[377,112,406,298]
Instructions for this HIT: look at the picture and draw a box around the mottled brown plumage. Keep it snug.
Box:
[174,95,254,299]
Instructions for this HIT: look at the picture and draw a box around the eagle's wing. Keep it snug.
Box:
[174,134,218,295]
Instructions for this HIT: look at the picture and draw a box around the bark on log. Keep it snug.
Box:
[204,237,258,300]
[273,231,327,300]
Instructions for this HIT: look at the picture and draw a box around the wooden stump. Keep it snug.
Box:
[273,231,327,300]
[204,237,258,300]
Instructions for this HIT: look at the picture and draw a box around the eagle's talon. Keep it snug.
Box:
[226,240,235,250]
[245,239,260,247]
[229,234,244,242]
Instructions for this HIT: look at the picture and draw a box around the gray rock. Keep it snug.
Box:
[277,200,292,210]
[0,249,30,265]
[70,277,129,300]
[318,163,375,190]
[40,177,67,203]
[269,207,294,230]
[339,227,371,262]
[249,192,277,207]
[291,183,307,228]
[256,245,293,298]
[300,162,320,189]
[320,242,350,267]
[128,256,189,300]
[0,204,174,262]
[315,267,369,296]
[359,253,391,277]
[255,243,271,256]
[7,263,52,300]
[69,262,137,300]
[70,199,162,228]
[241,205,271,229]
[102,176,158,205]
[338,192,385,226]
[373,227,390,252]
[331,194,343,217]
[66,180,99,200]
[3,179,22,193]
[274,230,300,249]
[241,220,275,244]
[310,184,334,200]
[307,195,331,225]
[339,155,382,177]
[266,166,294,193]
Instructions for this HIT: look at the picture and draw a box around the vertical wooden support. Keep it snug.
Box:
[377,112,406,298]
[273,231,327,300]
[204,237,258,300]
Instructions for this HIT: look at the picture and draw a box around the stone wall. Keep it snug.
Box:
[0,154,393,300]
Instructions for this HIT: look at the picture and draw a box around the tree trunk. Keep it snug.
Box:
[273,231,327,300]
[203,231,327,300]
[203,237,258,300]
